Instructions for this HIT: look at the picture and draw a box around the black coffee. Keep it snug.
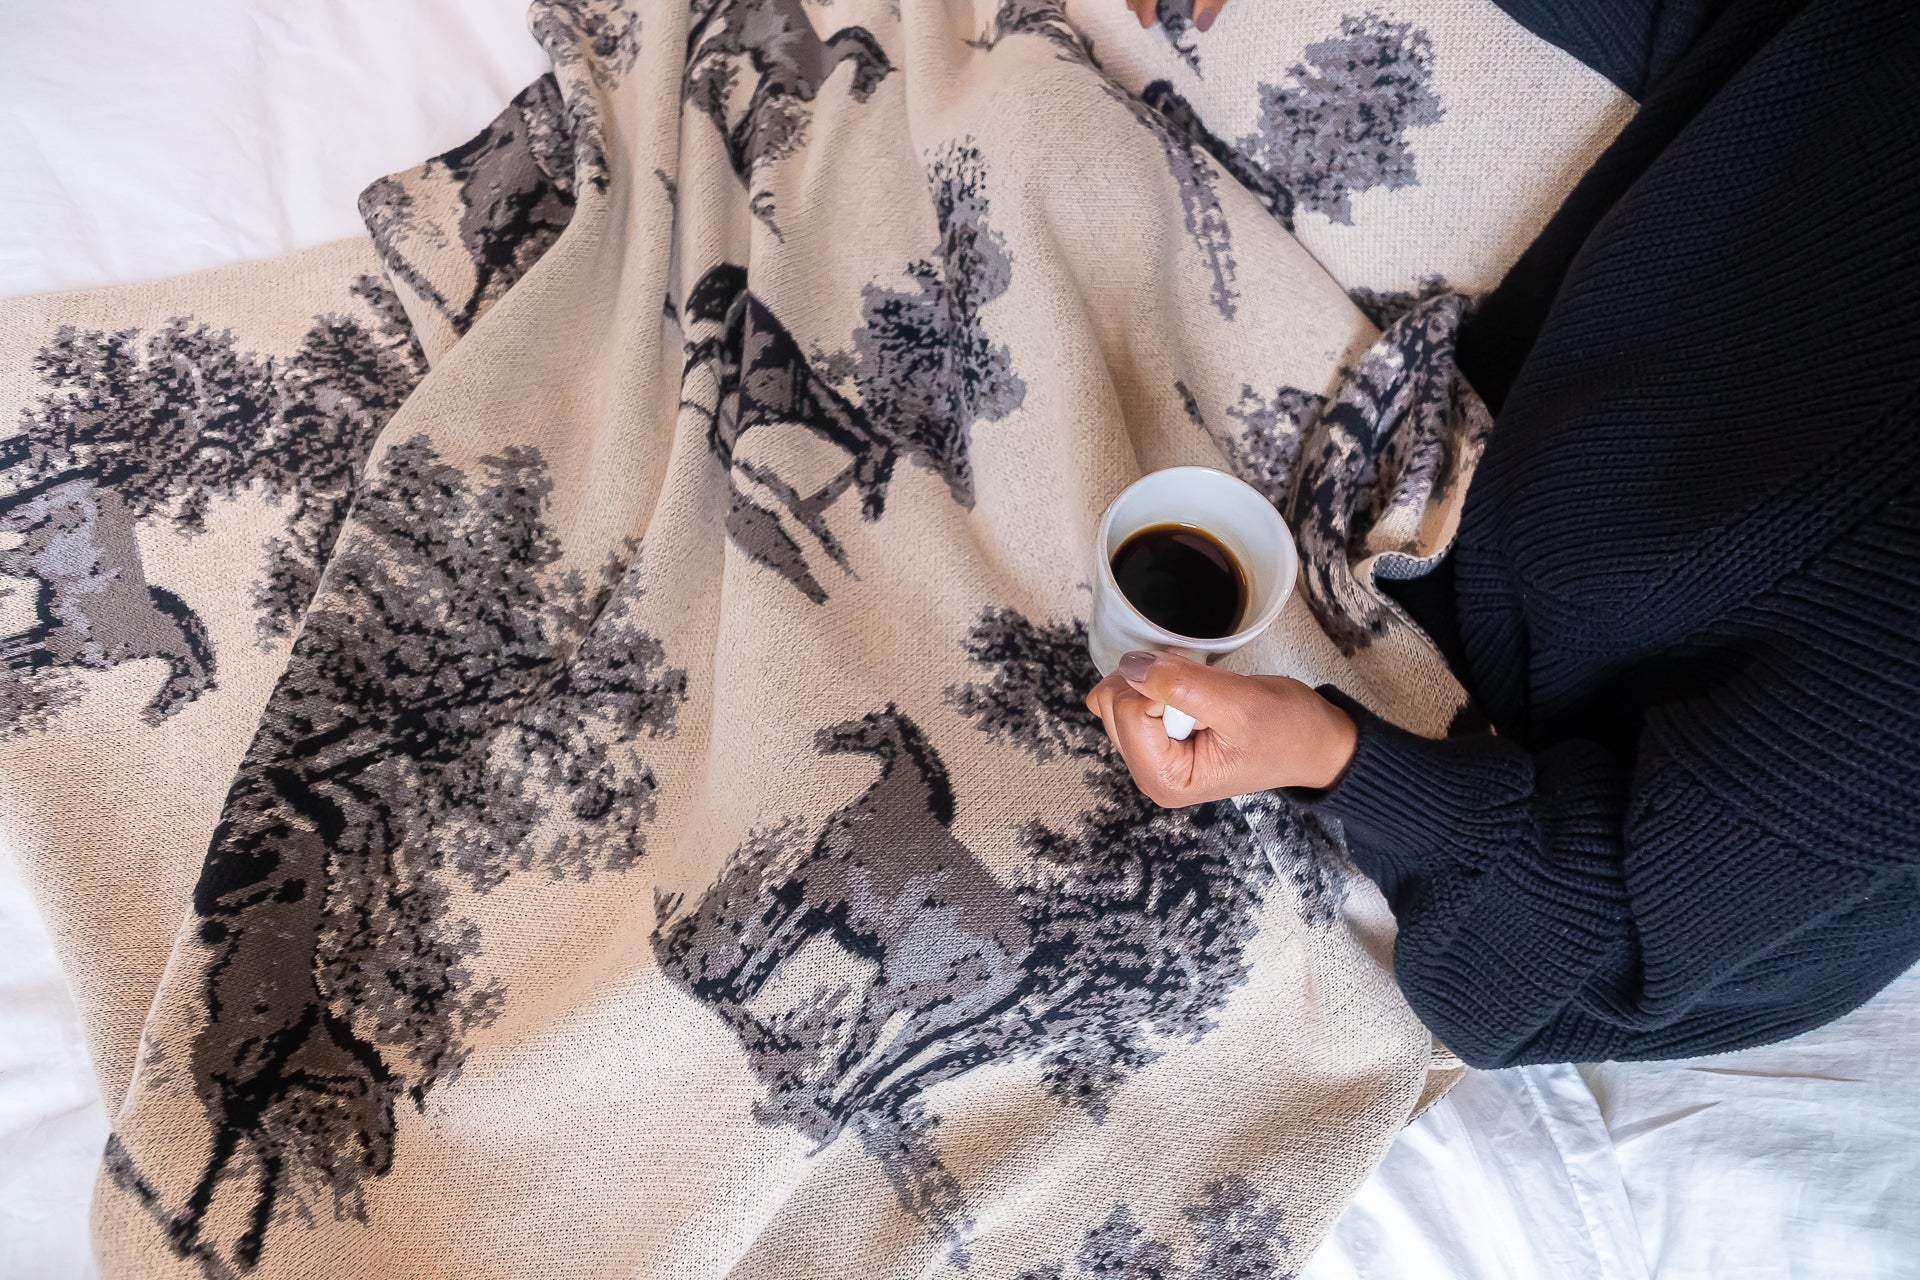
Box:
[1111,523,1248,640]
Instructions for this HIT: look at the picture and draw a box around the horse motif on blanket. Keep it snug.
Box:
[359,75,580,342]
[0,477,213,727]
[679,140,1024,603]
[105,438,688,1278]
[655,707,1037,1158]
[681,262,891,603]
[0,284,420,737]
[685,0,894,183]
[654,606,1350,1236]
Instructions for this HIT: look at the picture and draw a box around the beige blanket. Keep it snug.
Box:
[0,1,1628,1275]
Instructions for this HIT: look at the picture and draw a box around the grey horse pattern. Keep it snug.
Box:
[0,277,422,737]
[684,0,893,187]
[105,437,686,1276]
[0,480,211,733]
[681,261,895,603]
[680,142,1022,602]
[655,606,1347,1244]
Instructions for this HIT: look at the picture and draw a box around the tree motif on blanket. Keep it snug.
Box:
[684,0,893,218]
[1014,1175,1294,1279]
[0,277,422,738]
[536,0,643,81]
[654,608,1341,1243]
[530,0,645,188]
[850,141,1028,510]
[1236,13,1444,227]
[1175,377,1330,511]
[679,143,1025,602]
[105,436,687,1276]
[360,1,645,343]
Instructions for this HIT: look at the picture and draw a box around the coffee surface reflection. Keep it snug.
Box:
[1110,523,1247,640]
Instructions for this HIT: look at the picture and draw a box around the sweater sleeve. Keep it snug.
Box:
[1299,493,1920,1069]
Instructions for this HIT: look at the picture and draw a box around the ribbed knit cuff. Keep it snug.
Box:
[1289,687,1536,892]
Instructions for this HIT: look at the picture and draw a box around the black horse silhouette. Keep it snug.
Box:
[685,0,893,180]
[1,473,214,730]
[681,263,908,602]
[103,814,401,1279]
[361,76,578,341]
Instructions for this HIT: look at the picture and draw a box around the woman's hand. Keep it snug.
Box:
[1085,650,1358,806]
[1125,0,1229,33]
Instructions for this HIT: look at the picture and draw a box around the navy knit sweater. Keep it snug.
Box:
[1300,0,1920,1068]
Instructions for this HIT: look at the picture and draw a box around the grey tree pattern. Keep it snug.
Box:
[1233,791,1350,930]
[0,277,422,737]
[1176,377,1330,509]
[850,141,1027,508]
[681,145,1022,602]
[106,436,686,1276]
[1015,1175,1294,1279]
[537,0,643,82]
[1235,13,1443,226]
[529,0,644,191]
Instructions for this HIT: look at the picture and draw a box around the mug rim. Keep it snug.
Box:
[1096,465,1298,649]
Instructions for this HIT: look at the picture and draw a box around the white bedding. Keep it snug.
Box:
[2,4,1915,1278]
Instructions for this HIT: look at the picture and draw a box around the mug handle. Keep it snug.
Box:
[1160,645,1206,740]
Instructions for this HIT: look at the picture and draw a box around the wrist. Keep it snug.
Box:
[1297,696,1358,790]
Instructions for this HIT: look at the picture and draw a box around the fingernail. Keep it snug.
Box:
[1195,8,1215,30]
[1117,651,1156,681]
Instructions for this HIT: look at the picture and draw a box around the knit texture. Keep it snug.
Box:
[1456,0,1808,412]
[1485,0,1726,97]
[0,2,1633,1276]
[1306,0,1920,1069]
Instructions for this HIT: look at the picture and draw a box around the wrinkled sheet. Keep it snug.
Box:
[2,4,1916,1279]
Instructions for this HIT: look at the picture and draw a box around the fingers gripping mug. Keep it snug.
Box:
[1089,467,1299,739]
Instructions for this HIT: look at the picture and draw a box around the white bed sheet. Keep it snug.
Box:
[2,5,1916,1278]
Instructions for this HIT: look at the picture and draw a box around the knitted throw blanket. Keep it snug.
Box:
[0,3,1627,1275]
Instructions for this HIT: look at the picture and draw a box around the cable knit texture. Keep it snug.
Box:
[1303,0,1920,1068]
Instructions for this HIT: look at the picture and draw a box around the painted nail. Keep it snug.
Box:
[1195,8,1215,31]
[1117,651,1156,681]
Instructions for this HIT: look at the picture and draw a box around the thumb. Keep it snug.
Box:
[1113,650,1249,732]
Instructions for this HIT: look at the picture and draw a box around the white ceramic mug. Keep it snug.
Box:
[1089,466,1298,739]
